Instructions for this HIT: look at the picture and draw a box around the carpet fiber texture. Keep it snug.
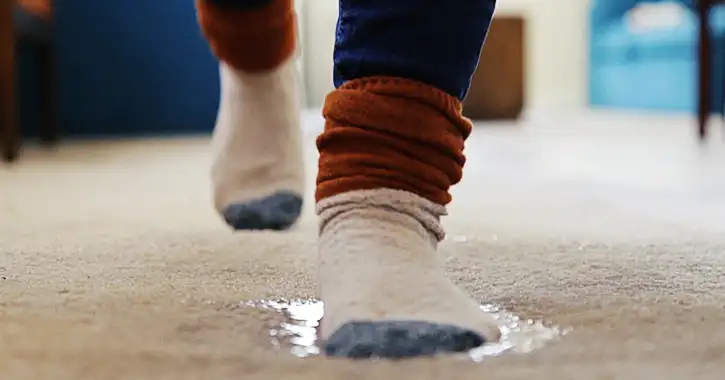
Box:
[1,114,724,379]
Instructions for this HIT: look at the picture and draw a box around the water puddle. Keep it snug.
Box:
[243,299,569,361]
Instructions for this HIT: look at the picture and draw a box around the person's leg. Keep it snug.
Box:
[317,0,498,358]
[196,0,304,230]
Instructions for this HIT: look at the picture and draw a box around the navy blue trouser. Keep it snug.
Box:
[206,0,496,100]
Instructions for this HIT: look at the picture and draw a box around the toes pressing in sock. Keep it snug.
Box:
[315,78,501,359]
[222,190,302,231]
[324,321,486,359]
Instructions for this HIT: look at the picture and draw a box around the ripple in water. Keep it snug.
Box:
[243,299,569,361]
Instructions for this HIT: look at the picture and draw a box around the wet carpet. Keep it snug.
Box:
[1,113,724,379]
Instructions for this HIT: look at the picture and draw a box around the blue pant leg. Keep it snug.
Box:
[333,0,496,100]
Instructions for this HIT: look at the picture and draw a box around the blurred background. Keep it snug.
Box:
[4,3,725,376]
[2,0,725,159]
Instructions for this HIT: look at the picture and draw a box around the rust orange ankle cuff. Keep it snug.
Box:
[196,0,296,72]
[316,77,473,206]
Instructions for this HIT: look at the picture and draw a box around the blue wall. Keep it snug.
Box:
[588,0,725,113]
[20,1,220,137]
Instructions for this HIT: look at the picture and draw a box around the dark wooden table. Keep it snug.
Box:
[698,0,725,140]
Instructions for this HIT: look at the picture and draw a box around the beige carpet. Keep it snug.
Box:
[2,112,725,379]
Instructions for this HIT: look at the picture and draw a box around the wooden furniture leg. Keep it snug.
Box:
[38,44,57,144]
[698,1,711,141]
[1,0,20,162]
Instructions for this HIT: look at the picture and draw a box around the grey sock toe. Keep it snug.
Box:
[323,320,486,359]
[222,191,303,231]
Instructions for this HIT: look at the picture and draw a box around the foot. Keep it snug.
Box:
[211,60,305,231]
[316,189,501,359]
[222,190,302,230]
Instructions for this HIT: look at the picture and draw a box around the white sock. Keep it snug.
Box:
[210,59,304,230]
[316,189,500,358]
